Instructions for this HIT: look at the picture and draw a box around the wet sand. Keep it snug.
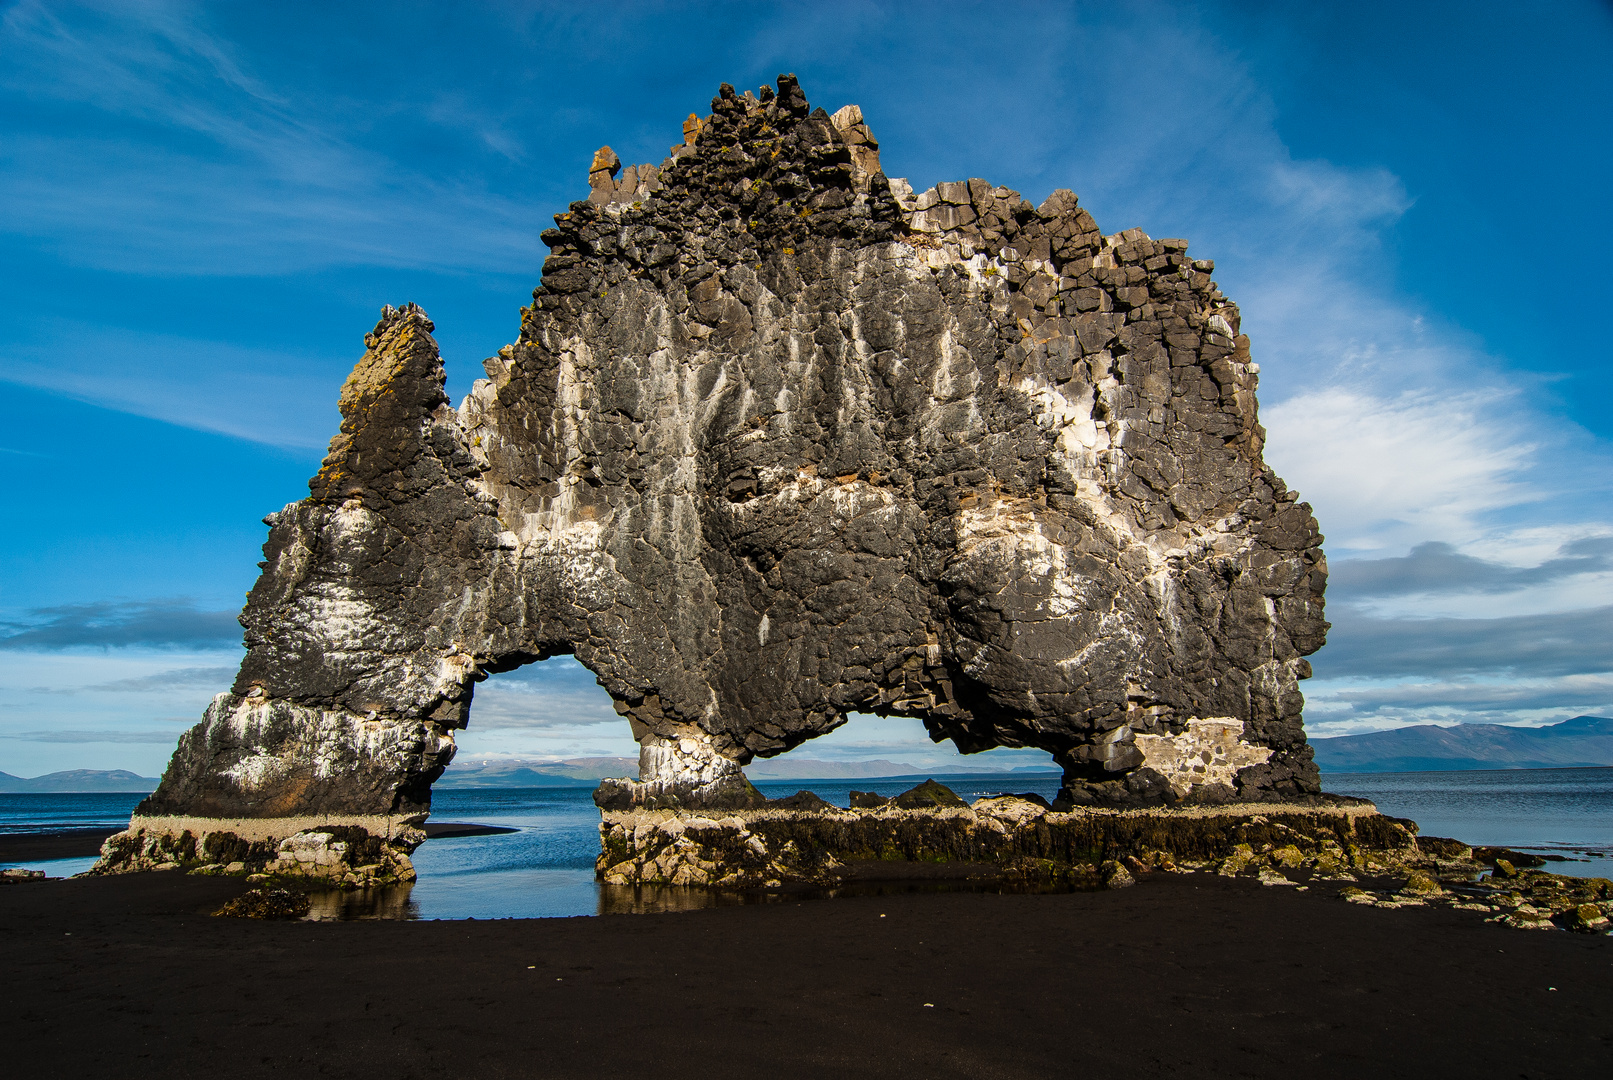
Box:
[2,869,1608,1078]
[421,821,520,839]
[0,828,117,862]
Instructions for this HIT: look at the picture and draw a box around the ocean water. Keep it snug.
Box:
[3,769,1608,919]
[335,775,1066,921]
[0,792,146,880]
[1320,768,1613,867]
[0,791,148,833]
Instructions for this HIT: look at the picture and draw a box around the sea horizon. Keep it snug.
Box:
[4,766,1609,920]
[6,759,1612,794]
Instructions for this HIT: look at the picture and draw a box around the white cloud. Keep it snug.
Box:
[460,662,1052,771]
[1265,157,1412,237]
[1264,388,1538,555]
[757,713,1057,773]
[467,685,622,731]
[2,728,183,744]
[4,320,345,449]
[0,598,240,650]
[0,2,550,276]
[1303,673,1613,738]
[0,647,240,775]
[1325,536,1613,620]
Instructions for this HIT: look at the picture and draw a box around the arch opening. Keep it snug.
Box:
[439,654,638,791]
[109,71,1329,885]
[743,712,1060,804]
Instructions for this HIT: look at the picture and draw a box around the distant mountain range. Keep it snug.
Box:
[9,720,1606,792]
[0,757,1057,795]
[434,757,637,788]
[0,769,159,793]
[748,758,925,780]
[434,755,1062,788]
[748,758,1060,780]
[1311,715,1613,772]
[54,725,1611,794]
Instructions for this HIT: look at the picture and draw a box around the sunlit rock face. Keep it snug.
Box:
[140,73,1327,822]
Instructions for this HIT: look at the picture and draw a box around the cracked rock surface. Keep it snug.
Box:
[594,793,1407,889]
[140,73,1327,824]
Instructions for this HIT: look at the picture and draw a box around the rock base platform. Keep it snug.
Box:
[92,814,424,888]
[595,791,1427,889]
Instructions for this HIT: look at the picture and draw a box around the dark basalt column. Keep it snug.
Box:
[131,73,1328,838]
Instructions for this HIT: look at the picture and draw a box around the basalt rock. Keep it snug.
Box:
[110,74,1327,869]
[94,821,421,888]
[594,796,1407,889]
[215,887,314,920]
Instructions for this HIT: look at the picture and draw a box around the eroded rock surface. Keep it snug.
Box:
[129,73,1328,848]
[595,793,1408,889]
[95,820,422,887]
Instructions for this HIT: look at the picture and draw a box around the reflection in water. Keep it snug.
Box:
[0,855,100,878]
[309,874,1099,920]
[597,883,733,915]
[306,884,418,920]
[1323,767,1613,875]
[595,878,1098,916]
[295,769,1613,920]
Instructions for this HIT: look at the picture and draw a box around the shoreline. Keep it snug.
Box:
[0,828,120,862]
[0,820,522,864]
[1,868,1608,1077]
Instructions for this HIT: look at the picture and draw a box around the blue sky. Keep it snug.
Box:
[2,0,1610,777]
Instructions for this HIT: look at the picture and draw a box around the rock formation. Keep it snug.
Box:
[595,786,1412,890]
[111,73,1327,868]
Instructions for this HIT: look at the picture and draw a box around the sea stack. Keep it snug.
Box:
[99,74,1330,875]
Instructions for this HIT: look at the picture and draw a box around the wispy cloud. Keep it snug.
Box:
[1,727,186,743]
[0,1,549,275]
[1302,672,1613,738]
[1332,537,1613,599]
[1307,535,1613,733]
[467,657,622,730]
[3,319,345,449]
[0,648,239,775]
[0,599,239,650]
[1263,389,1541,555]
[1305,594,1613,734]
[84,665,237,693]
[1317,675,1613,717]
[1316,605,1613,681]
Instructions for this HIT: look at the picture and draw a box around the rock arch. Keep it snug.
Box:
[134,74,1327,846]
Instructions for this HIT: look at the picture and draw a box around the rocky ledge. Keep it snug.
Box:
[595,780,1410,890]
[93,819,422,889]
[1337,859,1613,934]
[597,780,1613,934]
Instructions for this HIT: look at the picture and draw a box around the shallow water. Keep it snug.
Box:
[398,787,604,920]
[0,792,148,881]
[1321,767,1613,874]
[0,791,146,834]
[386,775,1066,920]
[4,769,1608,917]
[6,855,102,878]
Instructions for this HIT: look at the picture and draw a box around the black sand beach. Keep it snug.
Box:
[0,828,117,862]
[2,869,1608,1078]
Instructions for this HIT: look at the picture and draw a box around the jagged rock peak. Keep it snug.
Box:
[133,73,1327,840]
